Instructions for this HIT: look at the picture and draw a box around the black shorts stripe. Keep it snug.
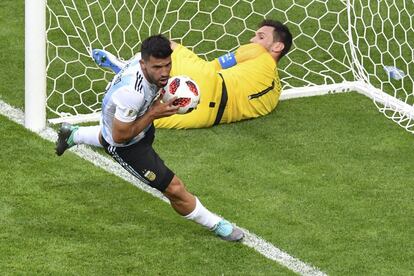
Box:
[108,146,150,185]
[101,125,174,192]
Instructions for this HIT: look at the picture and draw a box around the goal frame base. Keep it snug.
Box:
[47,81,414,125]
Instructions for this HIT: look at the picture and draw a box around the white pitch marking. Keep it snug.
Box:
[0,99,327,276]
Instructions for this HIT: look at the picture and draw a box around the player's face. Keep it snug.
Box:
[250,26,277,51]
[140,56,172,88]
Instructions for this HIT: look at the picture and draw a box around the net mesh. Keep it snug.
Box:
[349,1,414,130]
[46,0,414,132]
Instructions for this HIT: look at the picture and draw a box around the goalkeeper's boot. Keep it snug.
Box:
[55,123,79,156]
[212,219,244,242]
[91,49,125,74]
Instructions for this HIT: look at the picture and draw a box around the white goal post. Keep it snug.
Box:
[25,0,47,131]
[25,0,414,133]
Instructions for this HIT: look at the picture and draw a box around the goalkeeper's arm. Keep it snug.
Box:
[214,43,267,70]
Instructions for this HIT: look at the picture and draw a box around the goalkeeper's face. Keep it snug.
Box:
[250,26,277,52]
[140,56,172,88]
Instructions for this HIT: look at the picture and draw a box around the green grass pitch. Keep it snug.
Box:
[0,0,413,275]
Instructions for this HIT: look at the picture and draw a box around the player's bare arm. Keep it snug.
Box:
[112,97,178,143]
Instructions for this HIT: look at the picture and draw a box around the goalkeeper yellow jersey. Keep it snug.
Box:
[154,43,282,129]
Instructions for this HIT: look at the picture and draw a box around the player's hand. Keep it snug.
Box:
[149,97,179,119]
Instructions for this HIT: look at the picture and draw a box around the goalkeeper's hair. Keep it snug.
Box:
[141,34,173,61]
[260,19,293,60]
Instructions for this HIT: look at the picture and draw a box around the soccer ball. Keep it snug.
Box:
[161,75,200,114]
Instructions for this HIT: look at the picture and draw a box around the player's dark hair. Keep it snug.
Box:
[141,34,173,61]
[259,19,293,60]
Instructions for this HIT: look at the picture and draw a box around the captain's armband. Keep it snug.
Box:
[218,52,237,69]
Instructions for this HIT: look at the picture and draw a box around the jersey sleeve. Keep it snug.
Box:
[234,43,267,64]
[216,43,268,69]
[113,88,143,123]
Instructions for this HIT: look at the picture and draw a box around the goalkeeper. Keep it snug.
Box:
[55,20,292,152]
[94,19,292,129]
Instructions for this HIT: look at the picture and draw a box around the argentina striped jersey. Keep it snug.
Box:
[100,53,160,147]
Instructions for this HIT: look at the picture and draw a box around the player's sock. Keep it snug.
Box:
[73,125,102,147]
[184,197,221,229]
[184,197,245,241]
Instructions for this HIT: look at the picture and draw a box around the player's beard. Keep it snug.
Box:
[143,68,168,88]
[140,58,171,88]
[151,75,168,88]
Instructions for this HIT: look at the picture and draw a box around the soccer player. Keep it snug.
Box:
[55,20,292,157]
[94,19,293,129]
[56,34,244,242]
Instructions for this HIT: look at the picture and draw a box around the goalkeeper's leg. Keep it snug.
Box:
[92,49,126,74]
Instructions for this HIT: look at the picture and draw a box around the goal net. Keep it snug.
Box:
[39,0,413,133]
